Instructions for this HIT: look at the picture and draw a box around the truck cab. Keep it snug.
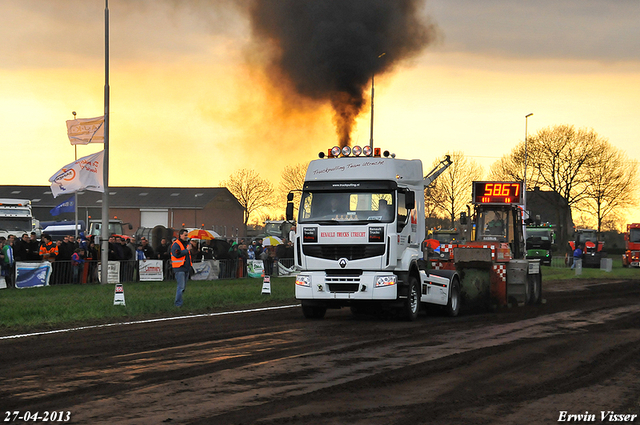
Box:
[289,146,454,320]
[526,223,556,266]
[622,223,640,267]
[0,198,39,239]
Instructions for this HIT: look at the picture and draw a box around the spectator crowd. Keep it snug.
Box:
[0,231,294,288]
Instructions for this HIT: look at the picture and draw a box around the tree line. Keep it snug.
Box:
[221,125,638,233]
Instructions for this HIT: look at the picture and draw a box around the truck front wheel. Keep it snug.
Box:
[400,275,420,321]
[446,278,461,317]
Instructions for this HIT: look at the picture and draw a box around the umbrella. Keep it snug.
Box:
[262,236,283,246]
[187,229,219,240]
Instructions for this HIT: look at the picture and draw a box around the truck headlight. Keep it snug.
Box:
[375,275,397,287]
[295,275,311,287]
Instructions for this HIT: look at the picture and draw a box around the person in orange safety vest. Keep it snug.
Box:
[171,229,193,307]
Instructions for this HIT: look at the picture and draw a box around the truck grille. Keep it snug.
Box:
[326,276,361,293]
[302,244,385,260]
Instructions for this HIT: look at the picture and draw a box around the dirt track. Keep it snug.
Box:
[2,279,640,425]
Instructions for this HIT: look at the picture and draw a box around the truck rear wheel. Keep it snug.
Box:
[301,302,327,319]
[401,275,420,321]
[529,273,542,305]
[446,278,461,317]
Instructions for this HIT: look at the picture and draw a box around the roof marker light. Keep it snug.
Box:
[331,146,341,157]
[363,145,372,156]
[352,145,362,156]
[341,146,351,156]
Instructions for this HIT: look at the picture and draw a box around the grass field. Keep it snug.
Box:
[0,277,296,334]
[1,258,638,335]
[543,257,640,281]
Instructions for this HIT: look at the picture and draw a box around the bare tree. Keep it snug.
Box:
[220,168,275,229]
[579,141,638,232]
[528,125,600,207]
[430,151,483,228]
[424,185,446,230]
[277,162,308,218]
[491,124,638,234]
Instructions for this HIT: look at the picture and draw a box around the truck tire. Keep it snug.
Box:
[523,274,531,305]
[446,277,461,317]
[301,302,326,319]
[529,273,542,305]
[401,275,420,321]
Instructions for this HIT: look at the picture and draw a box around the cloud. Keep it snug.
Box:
[0,0,247,69]
[426,0,640,62]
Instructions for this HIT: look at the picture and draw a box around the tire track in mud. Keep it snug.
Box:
[1,281,638,425]
[182,304,640,425]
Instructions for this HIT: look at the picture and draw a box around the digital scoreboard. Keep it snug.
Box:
[472,181,524,205]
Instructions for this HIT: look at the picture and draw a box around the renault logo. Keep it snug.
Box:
[338,258,348,268]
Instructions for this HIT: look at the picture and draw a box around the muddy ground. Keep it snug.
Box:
[2,279,640,425]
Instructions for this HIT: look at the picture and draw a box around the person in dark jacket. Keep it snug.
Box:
[14,234,29,261]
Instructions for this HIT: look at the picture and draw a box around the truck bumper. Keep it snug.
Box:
[295,271,399,304]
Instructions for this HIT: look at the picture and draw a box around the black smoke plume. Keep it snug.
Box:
[248,0,438,146]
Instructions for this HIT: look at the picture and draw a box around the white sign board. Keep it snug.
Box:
[139,259,164,281]
[98,261,121,284]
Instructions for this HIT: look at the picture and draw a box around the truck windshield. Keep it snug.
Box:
[433,231,458,243]
[476,209,512,242]
[299,191,395,223]
[630,229,640,243]
[527,229,551,241]
[526,228,553,249]
[579,231,597,243]
[0,217,31,232]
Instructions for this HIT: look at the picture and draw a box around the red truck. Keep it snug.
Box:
[622,223,640,268]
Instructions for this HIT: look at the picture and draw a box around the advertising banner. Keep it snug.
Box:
[248,259,265,278]
[97,261,120,284]
[191,260,219,281]
[16,262,52,288]
[66,116,105,145]
[139,259,163,281]
[49,150,105,198]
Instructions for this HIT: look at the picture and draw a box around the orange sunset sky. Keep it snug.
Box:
[1,0,639,224]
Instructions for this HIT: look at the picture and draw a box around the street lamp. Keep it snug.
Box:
[369,53,386,151]
[524,113,533,210]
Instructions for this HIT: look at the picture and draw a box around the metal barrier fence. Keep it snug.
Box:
[550,256,569,268]
[12,257,297,285]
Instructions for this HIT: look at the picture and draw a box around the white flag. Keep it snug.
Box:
[66,116,104,145]
[49,150,105,198]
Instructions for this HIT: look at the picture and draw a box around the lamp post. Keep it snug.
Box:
[524,113,533,210]
[369,53,386,151]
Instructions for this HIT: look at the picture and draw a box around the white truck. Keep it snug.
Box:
[0,198,40,239]
[286,147,455,320]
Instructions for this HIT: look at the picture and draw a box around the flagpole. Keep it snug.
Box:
[72,111,79,240]
[100,0,110,285]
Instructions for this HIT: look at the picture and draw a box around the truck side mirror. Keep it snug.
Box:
[405,191,415,209]
[287,192,294,202]
[460,212,467,225]
[286,203,294,221]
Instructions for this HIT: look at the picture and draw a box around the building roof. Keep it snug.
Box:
[0,186,240,209]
